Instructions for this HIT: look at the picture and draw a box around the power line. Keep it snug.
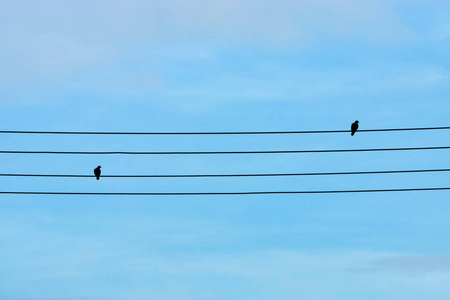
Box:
[1,146,450,155]
[1,168,450,178]
[1,126,450,135]
[1,187,450,195]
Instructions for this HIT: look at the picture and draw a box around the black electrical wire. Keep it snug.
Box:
[1,187,450,195]
[1,168,450,178]
[1,146,450,155]
[1,126,450,135]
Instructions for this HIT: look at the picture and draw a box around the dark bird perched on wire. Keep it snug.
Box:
[94,166,101,180]
[351,120,359,136]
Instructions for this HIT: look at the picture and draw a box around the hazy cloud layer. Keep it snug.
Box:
[0,0,417,77]
[0,0,414,45]
[1,0,447,107]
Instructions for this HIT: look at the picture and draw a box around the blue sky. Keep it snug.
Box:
[1,0,450,299]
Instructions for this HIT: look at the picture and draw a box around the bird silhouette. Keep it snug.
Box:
[351,120,359,136]
[94,166,101,180]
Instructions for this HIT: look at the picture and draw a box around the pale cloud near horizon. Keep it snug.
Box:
[123,249,450,277]
[121,250,450,299]
[374,255,450,272]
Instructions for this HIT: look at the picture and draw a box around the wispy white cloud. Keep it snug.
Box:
[3,209,450,299]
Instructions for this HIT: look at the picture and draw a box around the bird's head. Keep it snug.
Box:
[98,166,101,168]
[355,120,359,123]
